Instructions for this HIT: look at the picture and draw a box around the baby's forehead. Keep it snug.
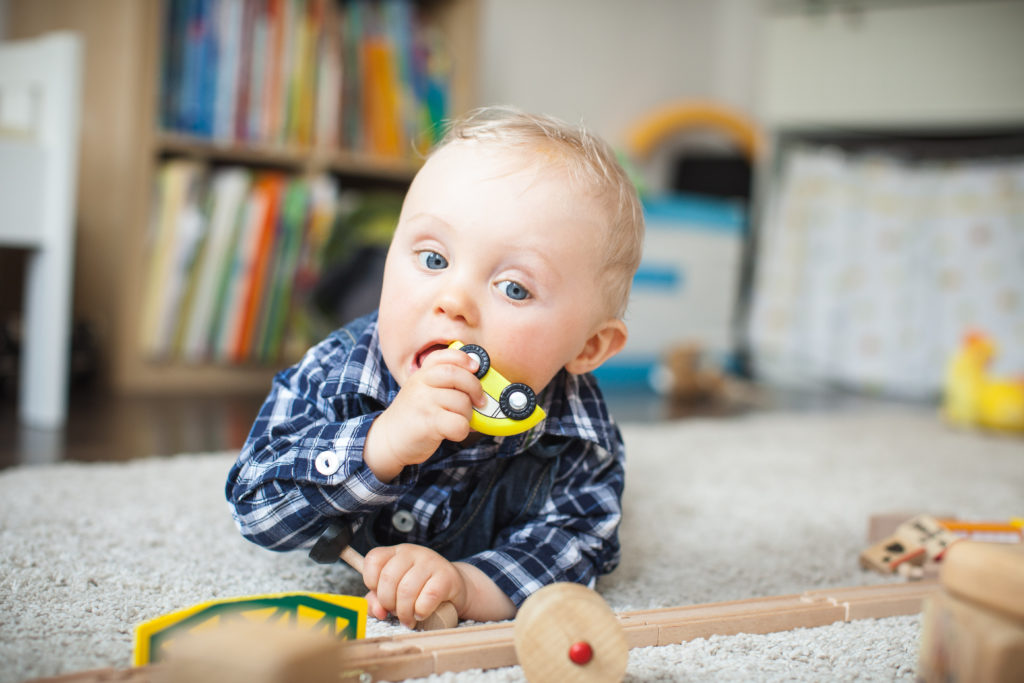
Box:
[432,140,608,202]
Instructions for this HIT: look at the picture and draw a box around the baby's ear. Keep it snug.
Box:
[565,318,628,375]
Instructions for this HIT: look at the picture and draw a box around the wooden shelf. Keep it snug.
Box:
[157,131,423,182]
[9,0,478,396]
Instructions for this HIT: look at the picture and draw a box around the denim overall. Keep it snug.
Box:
[349,435,569,561]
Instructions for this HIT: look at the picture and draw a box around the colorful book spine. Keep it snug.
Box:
[139,160,206,359]
[181,167,251,361]
[231,173,285,362]
[158,0,449,156]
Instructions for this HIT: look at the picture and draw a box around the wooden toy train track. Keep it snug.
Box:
[32,580,939,683]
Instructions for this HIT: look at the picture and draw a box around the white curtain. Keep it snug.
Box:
[749,146,1024,398]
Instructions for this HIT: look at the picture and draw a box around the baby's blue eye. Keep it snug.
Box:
[418,251,448,270]
[499,280,530,301]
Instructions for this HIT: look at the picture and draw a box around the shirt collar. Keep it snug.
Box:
[333,312,399,409]
[531,369,620,456]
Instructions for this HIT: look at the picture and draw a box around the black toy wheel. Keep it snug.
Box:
[500,383,536,420]
[459,344,489,379]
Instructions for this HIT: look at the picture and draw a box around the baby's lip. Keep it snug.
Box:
[414,341,452,369]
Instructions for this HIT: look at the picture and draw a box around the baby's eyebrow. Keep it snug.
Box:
[405,212,451,230]
[502,246,561,284]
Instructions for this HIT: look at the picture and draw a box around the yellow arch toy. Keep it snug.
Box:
[624,100,764,162]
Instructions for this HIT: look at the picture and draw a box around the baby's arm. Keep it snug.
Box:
[362,438,624,626]
[363,348,485,482]
[227,334,486,552]
[361,544,516,628]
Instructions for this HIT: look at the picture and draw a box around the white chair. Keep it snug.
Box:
[0,32,82,428]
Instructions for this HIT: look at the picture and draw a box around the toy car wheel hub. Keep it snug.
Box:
[458,343,490,379]
[500,383,536,421]
[507,391,529,411]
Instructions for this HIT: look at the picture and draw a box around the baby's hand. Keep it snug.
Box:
[362,543,467,629]
[365,349,485,480]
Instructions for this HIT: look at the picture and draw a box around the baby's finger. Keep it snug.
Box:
[365,590,389,621]
[361,546,398,592]
[414,574,453,622]
[419,347,479,375]
[394,568,432,628]
[419,352,487,408]
[432,400,474,443]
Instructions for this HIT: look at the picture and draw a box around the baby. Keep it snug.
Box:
[226,106,645,627]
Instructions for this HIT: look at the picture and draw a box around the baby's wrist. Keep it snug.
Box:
[363,413,406,483]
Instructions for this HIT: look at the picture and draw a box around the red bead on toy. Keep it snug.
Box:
[568,640,593,665]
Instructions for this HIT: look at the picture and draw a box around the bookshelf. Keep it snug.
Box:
[8,0,479,395]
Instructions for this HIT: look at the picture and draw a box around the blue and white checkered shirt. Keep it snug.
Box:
[226,312,625,606]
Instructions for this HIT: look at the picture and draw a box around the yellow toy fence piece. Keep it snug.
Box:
[133,592,367,666]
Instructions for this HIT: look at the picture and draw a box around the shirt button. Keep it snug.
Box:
[315,451,341,476]
[391,510,415,533]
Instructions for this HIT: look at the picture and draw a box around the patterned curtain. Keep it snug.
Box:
[749,146,1024,398]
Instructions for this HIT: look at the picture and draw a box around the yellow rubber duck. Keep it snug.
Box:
[943,332,1024,434]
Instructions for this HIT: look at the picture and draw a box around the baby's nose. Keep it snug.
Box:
[434,283,478,324]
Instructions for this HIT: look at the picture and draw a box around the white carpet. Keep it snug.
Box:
[1,408,1021,682]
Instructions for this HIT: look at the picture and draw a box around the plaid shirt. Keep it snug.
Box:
[226,312,625,606]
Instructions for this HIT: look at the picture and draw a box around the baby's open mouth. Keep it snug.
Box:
[414,342,450,369]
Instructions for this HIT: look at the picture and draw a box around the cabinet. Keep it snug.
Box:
[8,0,479,394]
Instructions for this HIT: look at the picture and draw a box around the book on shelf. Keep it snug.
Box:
[159,0,451,155]
[180,167,251,362]
[139,160,207,359]
[141,160,382,367]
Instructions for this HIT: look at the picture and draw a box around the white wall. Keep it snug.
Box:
[477,0,763,148]
[760,0,1024,128]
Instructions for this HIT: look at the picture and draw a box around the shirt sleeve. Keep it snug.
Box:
[459,437,625,607]
[225,339,416,552]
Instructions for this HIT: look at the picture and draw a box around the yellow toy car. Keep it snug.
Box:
[449,341,546,436]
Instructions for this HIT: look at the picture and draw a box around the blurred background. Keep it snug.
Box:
[1,0,1022,465]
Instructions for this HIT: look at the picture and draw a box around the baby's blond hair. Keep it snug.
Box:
[434,106,644,319]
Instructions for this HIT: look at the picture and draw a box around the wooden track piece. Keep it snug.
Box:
[513,583,629,683]
[27,580,940,683]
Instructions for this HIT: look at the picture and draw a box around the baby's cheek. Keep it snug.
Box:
[494,330,570,390]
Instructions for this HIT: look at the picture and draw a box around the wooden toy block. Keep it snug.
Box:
[918,542,1024,683]
[940,541,1024,622]
[158,620,340,683]
[868,511,922,543]
[919,589,1024,682]
[861,514,962,574]
[900,514,961,561]
[859,530,927,573]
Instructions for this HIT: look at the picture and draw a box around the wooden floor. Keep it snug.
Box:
[0,380,894,470]
[0,389,265,469]
[0,384,699,469]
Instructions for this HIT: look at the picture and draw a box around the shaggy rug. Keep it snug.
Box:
[1,408,1021,682]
